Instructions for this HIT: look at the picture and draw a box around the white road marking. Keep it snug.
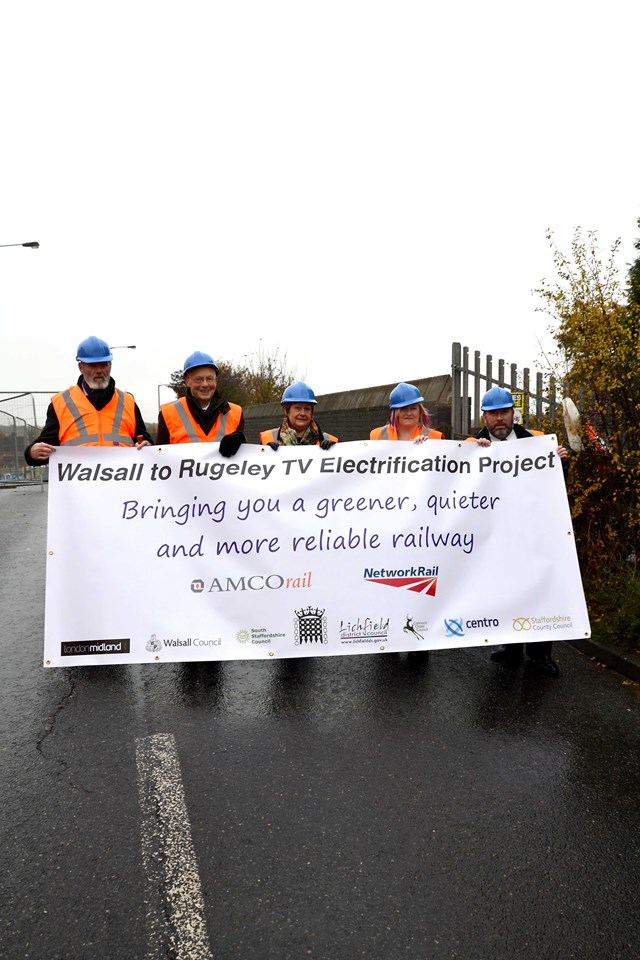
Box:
[136,733,213,960]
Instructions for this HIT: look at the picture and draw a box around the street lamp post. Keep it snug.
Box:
[0,241,39,249]
[157,384,174,410]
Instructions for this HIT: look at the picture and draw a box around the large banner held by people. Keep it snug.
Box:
[43,439,590,666]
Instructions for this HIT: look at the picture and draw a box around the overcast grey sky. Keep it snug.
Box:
[1,0,638,424]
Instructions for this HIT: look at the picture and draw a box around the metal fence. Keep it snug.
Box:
[0,391,55,479]
[451,342,559,438]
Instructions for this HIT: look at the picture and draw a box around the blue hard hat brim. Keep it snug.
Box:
[390,397,424,409]
[481,402,514,411]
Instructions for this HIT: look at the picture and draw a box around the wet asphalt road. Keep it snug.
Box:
[1,486,639,960]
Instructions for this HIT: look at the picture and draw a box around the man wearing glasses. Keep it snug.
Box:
[157,351,244,456]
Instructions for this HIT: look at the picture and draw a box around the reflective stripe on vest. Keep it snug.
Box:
[376,425,441,440]
[162,398,242,443]
[54,387,135,446]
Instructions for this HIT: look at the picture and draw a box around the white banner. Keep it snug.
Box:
[43,438,590,666]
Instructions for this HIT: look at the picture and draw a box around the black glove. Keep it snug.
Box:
[267,441,280,452]
[320,438,336,450]
[219,431,245,458]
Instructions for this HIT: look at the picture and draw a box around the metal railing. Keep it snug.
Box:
[451,343,559,438]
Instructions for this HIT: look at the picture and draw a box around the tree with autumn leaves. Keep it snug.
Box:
[536,220,640,651]
[168,345,298,407]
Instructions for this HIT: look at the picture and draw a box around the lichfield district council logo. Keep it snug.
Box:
[363,565,438,596]
[340,616,391,644]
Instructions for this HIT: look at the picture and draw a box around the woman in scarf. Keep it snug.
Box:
[260,382,338,449]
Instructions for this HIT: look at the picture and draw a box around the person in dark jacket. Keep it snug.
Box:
[473,386,569,676]
[156,351,245,457]
[25,335,152,465]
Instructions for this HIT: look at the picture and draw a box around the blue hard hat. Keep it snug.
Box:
[183,351,219,375]
[76,336,112,363]
[481,386,515,411]
[389,383,424,409]
[281,381,317,405]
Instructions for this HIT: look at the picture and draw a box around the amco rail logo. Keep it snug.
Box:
[190,572,312,593]
[364,565,438,597]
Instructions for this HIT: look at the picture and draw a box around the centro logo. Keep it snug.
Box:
[444,618,464,638]
[191,579,205,593]
[513,617,532,631]
[204,571,312,593]
[445,617,499,638]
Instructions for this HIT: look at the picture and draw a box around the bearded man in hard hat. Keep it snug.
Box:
[25,336,153,465]
[473,386,569,677]
[260,382,337,448]
[370,383,444,441]
[156,351,245,456]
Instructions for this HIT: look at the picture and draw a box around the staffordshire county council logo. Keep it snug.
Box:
[236,630,250,644]
[513,617,532,631]
[146,634,163,653]
[444,618,465,638]
[191,579,205,593]
[294,607,328,645]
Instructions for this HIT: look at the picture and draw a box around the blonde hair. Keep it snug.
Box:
[389,404,431,431]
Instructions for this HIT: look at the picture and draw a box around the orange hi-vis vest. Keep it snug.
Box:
[260,428,339,445]
[161,398,243,444]
[51,385,137,447]
[369,425,444,441]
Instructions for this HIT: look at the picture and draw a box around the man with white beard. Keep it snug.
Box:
[25,336,152,464]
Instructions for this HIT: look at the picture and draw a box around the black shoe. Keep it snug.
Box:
[490,645,523,664]
[537,654,560,677]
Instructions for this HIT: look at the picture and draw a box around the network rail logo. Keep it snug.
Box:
[60,639,131,657]
[364,565,438,597]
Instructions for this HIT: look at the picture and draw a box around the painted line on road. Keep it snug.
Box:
[136,733,213,960]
